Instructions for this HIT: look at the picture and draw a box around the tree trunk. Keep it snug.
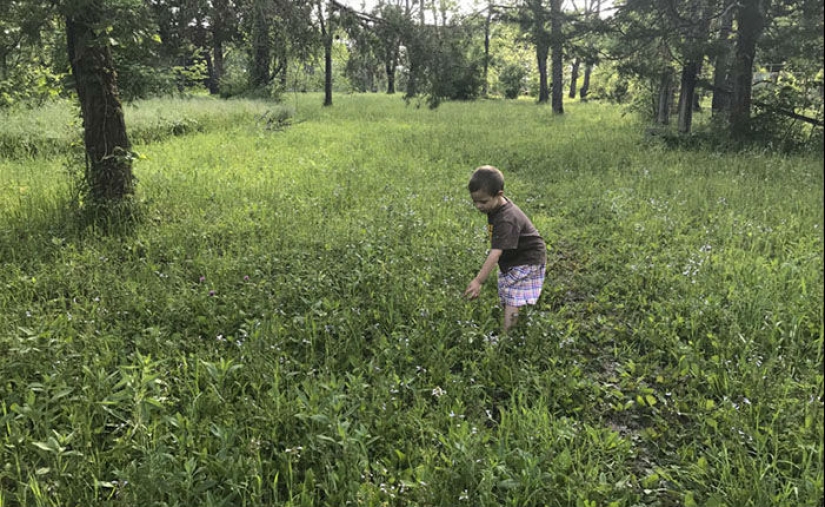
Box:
[657,67,673,125]
[318,0,333,106]
[483,5,492,98]
[569,57,579,99]
[203,48,217,94]
[324,37,333,106]
[677,61,699,133]
[550,0,564,113]
[580,63,591,100]
[209,0,229,95]
[730,0,768,138]
[212,40,224,95]
[536,44,549,103]
[65,8,133,203]
[527,0,550,103]
[386,60,396,94]
[251,0,270,88]
[711,8,733,116]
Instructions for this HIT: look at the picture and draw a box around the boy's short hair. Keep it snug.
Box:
[468,165,504,196]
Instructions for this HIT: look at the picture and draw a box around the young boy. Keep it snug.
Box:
[464,165,546,334]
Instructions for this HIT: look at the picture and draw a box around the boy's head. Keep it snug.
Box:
[468,165,504,196]
[468,165,505,214]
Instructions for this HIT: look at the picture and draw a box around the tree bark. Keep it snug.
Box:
[657,67,673,125]
[550,0,564,113]
[211,0,230,95]
[569,57,579,99]
[526,0,550,103]
[483,5,492,98]
[536,44,549,103]
[251,0,270,88]
[386,60,396,94]
[320,1,333,106]
[730,0,768,138]
[65,6,133,203]
[710,9,733,116]
[324,36,333,106]
[676,60,699,133]
[580,63,591,100]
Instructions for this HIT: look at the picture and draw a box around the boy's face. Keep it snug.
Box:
[470,190,503,214]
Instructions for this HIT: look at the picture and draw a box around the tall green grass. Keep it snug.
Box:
[0,96,288,159]
[1,93,822,506]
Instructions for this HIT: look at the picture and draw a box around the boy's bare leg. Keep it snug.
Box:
[503,305,520,334]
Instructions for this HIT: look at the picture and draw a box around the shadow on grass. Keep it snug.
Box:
[0,195,142,268]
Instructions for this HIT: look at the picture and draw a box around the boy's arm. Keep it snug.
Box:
[464,249,503,300]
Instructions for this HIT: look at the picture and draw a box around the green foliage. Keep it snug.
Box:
[499,63,528,99]
[0,5,66,108]
[407,25,485,108]
[1,93,823,507]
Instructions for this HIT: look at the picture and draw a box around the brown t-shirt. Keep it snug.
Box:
[488,198,546,272]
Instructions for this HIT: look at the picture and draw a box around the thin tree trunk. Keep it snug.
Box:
[324,38,333,106]
[386,59,396,94]
[483,5,492,97]
[527,0,549,103]
[569,57,579,99]
[536,44,549,103]
[580,63,591,100]
[550,0,564,113]
[318,0,333,106]
[65,8,133,203]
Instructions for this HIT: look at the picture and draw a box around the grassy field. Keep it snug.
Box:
[1,93,823,506]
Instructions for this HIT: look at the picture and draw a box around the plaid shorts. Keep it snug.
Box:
[498,264,546,307]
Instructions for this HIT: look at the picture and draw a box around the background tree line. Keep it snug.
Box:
[1,0,822,206]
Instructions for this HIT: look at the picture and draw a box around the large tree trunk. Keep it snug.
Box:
[250,0,270,88]
[211,0,229,95]
[65,8,133,203]
[710,7,733,115]
[657,67,674,125]
[550,0,564,113]
[677,61,700,133]
[730,0,768,138]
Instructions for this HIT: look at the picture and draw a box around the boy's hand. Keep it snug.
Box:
[464,279,482,300]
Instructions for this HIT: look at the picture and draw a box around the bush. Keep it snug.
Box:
[499,64,527,99]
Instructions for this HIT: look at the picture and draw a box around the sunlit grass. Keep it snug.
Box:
[1,92,822,506]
